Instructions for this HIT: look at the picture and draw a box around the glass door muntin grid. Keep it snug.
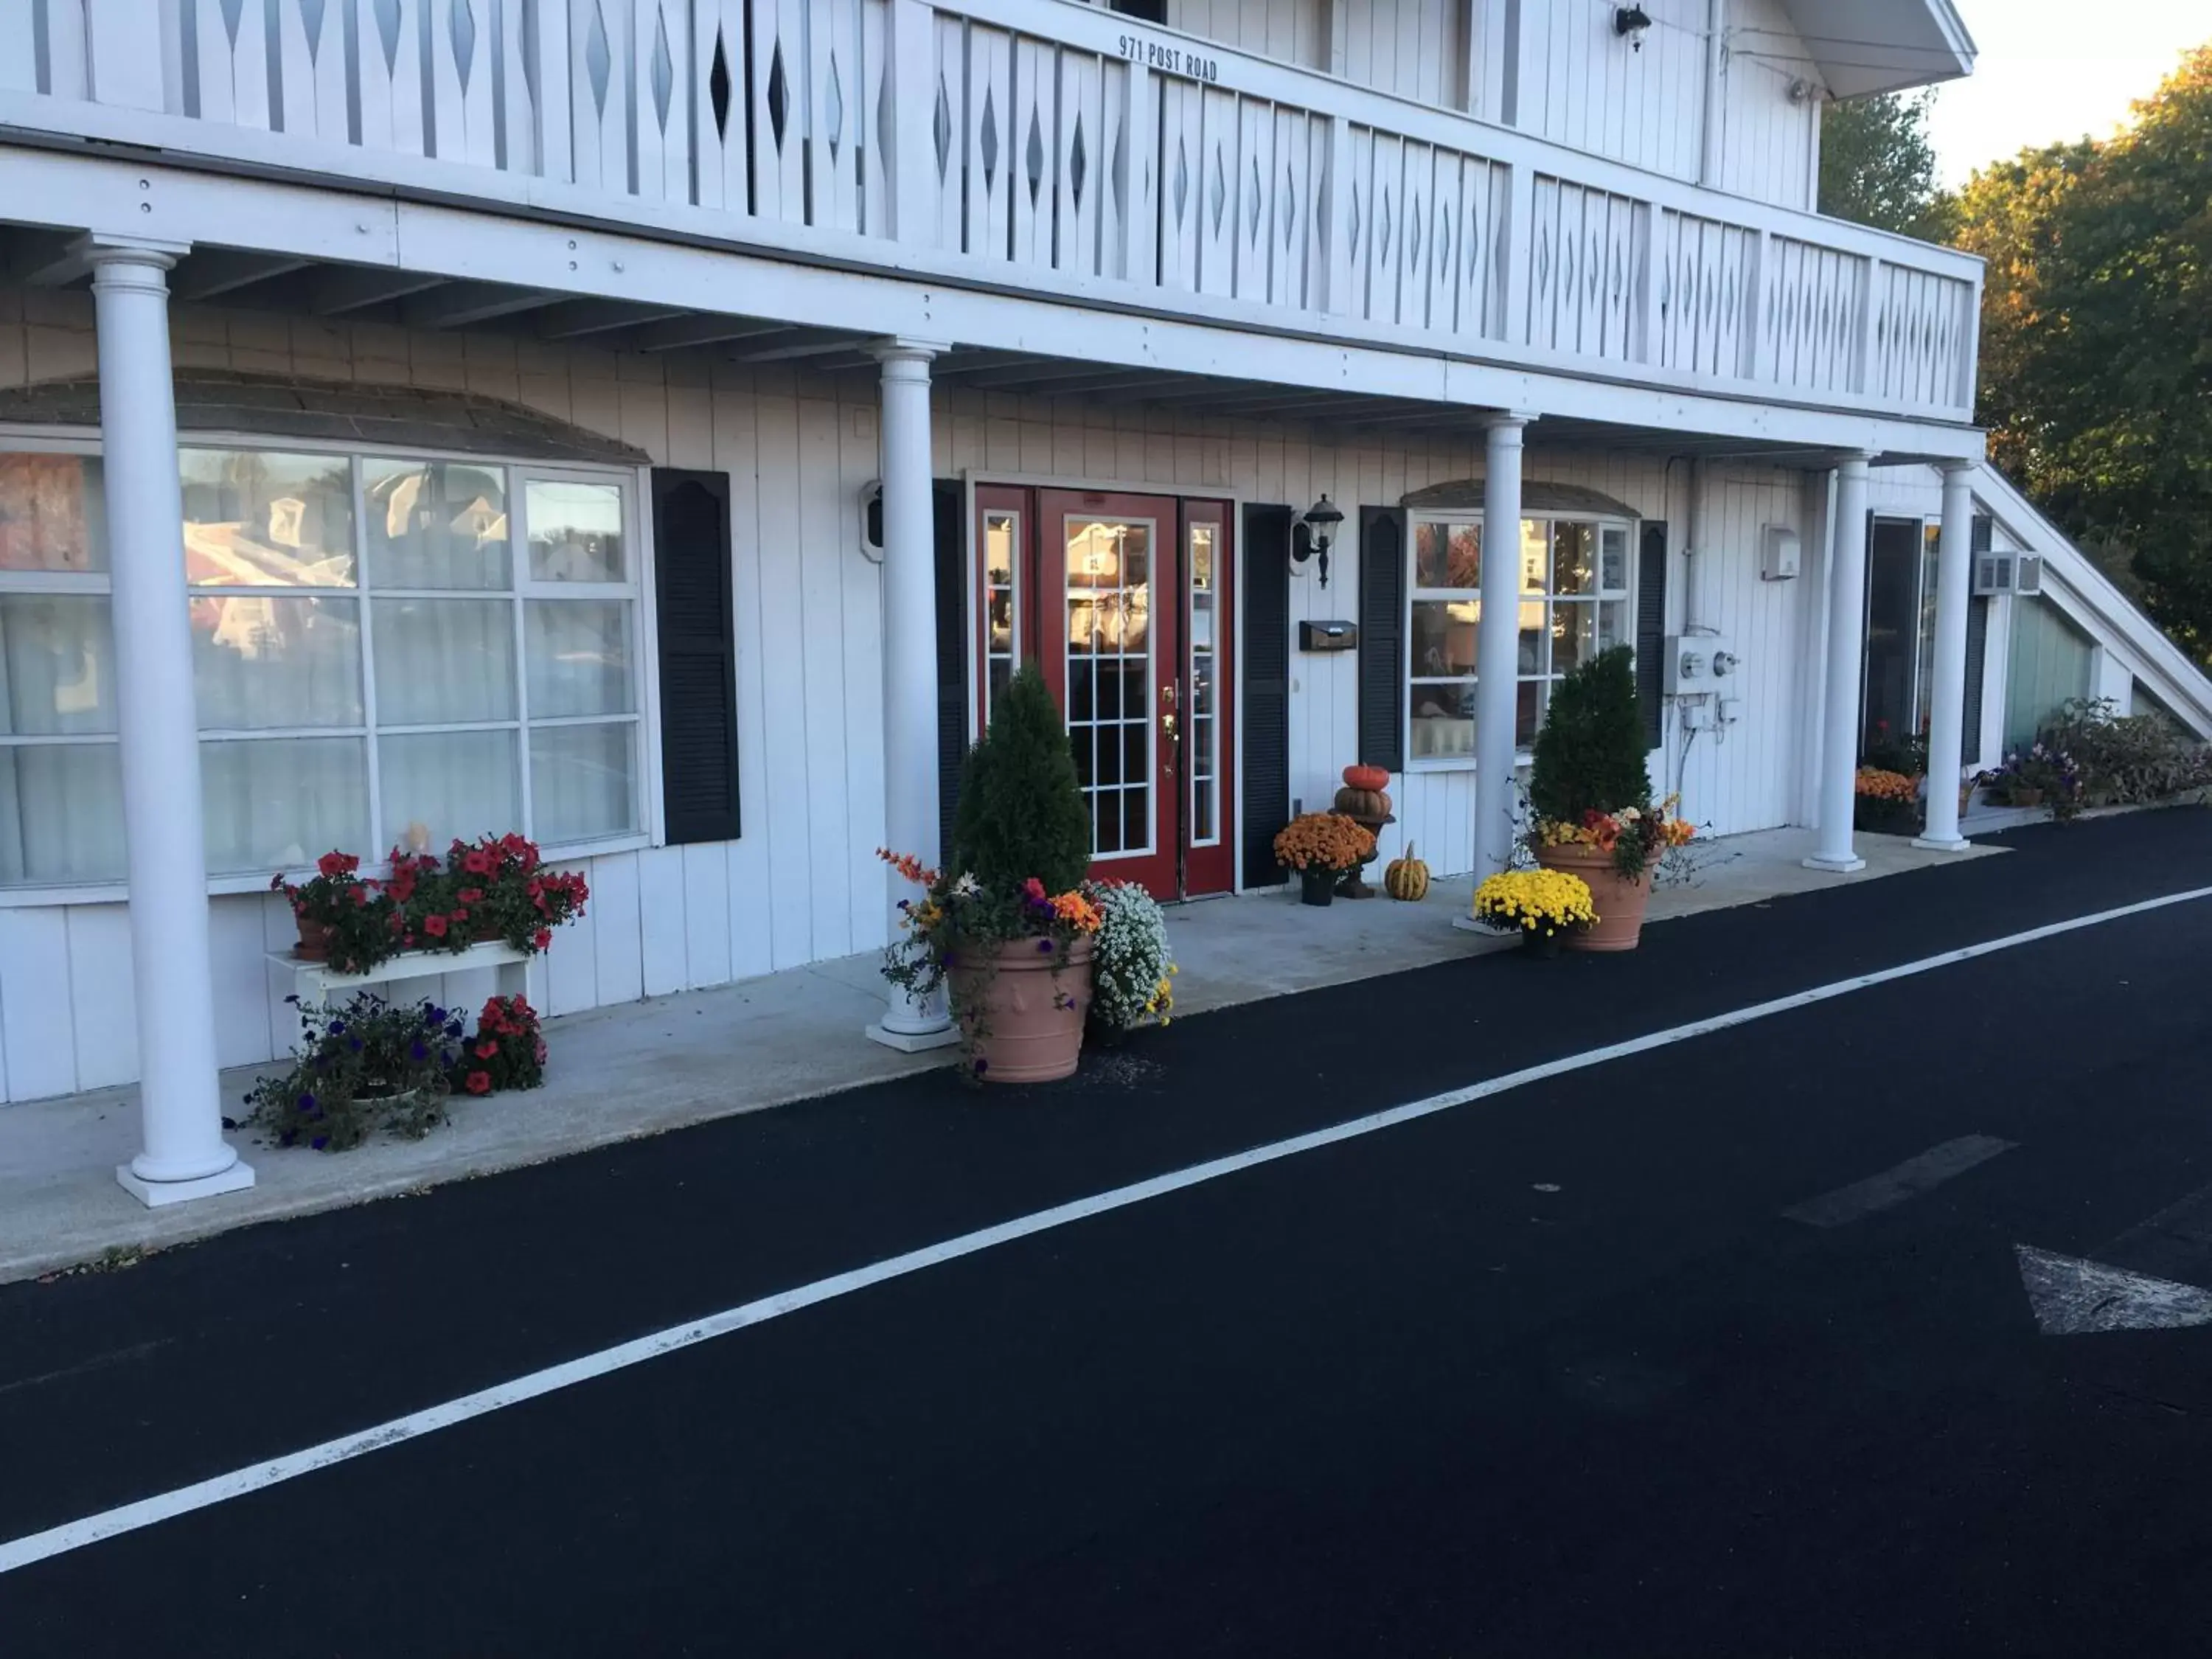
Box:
[1062,511,1158,862]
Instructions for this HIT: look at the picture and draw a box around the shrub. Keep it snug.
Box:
[246,994,466,1150]
[1529,645,1650,826]
[2039,697,2212,804]
[950,661,1093,897]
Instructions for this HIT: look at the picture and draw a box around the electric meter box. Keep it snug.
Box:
[1665,635,1740,697]
[1760,525,1801,582]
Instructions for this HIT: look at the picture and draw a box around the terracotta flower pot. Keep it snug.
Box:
[293,914,334,961]
[1534,843,1655,953]
[950,936,1094,1085]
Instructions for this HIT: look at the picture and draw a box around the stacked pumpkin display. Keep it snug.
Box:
[1329,764,1395,897]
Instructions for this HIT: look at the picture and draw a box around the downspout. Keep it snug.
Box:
[1699,0,1728,189]
[1683,456,1711,633]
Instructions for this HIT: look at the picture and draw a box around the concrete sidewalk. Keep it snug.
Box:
[0,827,1996,1282]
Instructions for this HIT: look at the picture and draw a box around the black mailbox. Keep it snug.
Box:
[1298,620,1358,653]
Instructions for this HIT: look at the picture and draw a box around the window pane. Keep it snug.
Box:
[1553,521,1595,595]
[1413,521,1480,589]
[1409,680,1475,759]
[0,742,125,883]
[191,595,362,730]
[1599,598,1628,652]
[201,737,368,874]
[1189,522,1214,590]
[181,449,356,588]
[381,728,521,846]
[1551,600,1597,678]
[526,600,633,718]
[526,481,625,582]
[1520,519,1548,594]
[1517,599,1547,676]
[371,599,517,725]
[0,452,105,572]
[363,459,512,590]
[530,721,637,844]
[0,595,116,735]
[1599,525,1629,594]
[1411,599,1480,677]
[1516,681,1545,748]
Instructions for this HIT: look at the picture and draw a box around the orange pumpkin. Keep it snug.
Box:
[1343,763,1390,793]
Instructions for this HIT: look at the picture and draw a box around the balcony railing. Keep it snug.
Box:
[0,0,1981,422]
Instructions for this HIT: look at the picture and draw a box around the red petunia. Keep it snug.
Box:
[476,1039,498,1059]
[464,1071,492,1095]
[462,849,494,875]
[316,851,358,880]
[422,914,449,938]
[532,928,552,950]
[458,887,484,904]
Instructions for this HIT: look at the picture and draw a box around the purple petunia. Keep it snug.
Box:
[1037,938,1054,953]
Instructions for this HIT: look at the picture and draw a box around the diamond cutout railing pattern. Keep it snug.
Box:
[585,1,613,115]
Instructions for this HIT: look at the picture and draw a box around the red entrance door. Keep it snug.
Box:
[970,487,1234,900]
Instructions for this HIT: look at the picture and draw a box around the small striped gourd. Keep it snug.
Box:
[1383,844,1430,902]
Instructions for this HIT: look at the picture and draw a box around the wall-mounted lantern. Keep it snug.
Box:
[1291,493,1345,588]
[1613,5,1652,49]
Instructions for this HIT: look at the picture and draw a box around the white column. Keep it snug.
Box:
[1472,414,1529,891]
[1805,451,1872,873]
[90,239,255,1206]
[1915,459,1978,852]
[866,338,958,1051]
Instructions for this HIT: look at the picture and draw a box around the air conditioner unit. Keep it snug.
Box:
[1974,552,2024,596]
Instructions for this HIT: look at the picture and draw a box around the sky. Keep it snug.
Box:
[1927,0,2208,183]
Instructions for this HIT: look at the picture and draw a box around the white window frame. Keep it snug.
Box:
[1403,509,1638,773]
[0,425,655,904]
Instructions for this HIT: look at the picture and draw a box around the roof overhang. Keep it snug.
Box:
[1774,0,1978,100]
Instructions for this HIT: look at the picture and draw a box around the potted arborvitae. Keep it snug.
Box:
[1526,645,1693,952]
[881,662,1103,1083]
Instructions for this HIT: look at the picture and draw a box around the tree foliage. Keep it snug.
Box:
[1819,91,1952,240]
[950,661,1093,896]
[1952,47,2212,661]
[1529,645,1650,824]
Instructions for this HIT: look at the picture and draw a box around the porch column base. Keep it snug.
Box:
[116,1159,256,1209]
[866,1022,961,1054]
[1801,852,1866,874]
[1910,835,1974,854]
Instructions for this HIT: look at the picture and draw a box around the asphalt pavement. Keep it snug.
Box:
[4,808,2211,1657]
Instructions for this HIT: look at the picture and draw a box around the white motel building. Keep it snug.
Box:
[0,0,2207,1201]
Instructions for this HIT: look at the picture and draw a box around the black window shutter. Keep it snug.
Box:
[1636,521,1668,750]
[933,479,967,857]
[1970,512,1992,556]
[1242,504,1294,887]
[652,468,741,844]
[1357,507,1406,774]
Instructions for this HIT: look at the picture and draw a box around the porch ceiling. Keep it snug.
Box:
[0,234,1956,470]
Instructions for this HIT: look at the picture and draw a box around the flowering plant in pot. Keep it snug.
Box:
[272,852,397,974]
[1978,743,2084,818]
[1473,868,1597,956]
[1273,813,1377,906]
[411,833,591,956]
[453,993,547,1096]
[880,662,1104,1084]
[1525,645,1693,951]
[246,993,467,1150]
[1853,766,1924,835]
[1088,881,1178,1038]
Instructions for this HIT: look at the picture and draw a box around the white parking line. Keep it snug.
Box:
[4,883,2208,1576]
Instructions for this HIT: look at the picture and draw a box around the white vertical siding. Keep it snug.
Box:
[1715,0,1820,212]
[0,291,1834,1103]
[1168,0,1331,75]
[1514,0,1705,184]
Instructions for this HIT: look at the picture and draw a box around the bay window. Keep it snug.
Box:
[1406,511,1633,767]
[0,438,645,891]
